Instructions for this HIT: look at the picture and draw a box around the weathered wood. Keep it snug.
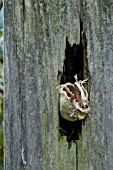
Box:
[78,1,113,169]
[4,0,113,170]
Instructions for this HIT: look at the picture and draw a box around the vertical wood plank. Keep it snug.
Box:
[4,0,113,170]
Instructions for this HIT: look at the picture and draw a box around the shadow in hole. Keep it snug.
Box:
[59,110,82,143]
[58,36,84,147]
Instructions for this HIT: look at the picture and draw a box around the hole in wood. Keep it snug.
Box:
[58,21,90,146]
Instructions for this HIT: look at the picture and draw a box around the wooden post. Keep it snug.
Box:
[4,0,113,169]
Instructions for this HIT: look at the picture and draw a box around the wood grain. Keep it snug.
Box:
[4,0,113,169]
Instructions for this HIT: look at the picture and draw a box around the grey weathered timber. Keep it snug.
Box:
[4,0,113,170]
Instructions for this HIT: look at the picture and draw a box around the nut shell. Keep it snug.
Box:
[58,75,91,121]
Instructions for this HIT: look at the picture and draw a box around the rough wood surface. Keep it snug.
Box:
[4,0,113,170]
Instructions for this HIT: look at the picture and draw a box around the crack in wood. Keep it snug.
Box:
[58,20,90,147]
